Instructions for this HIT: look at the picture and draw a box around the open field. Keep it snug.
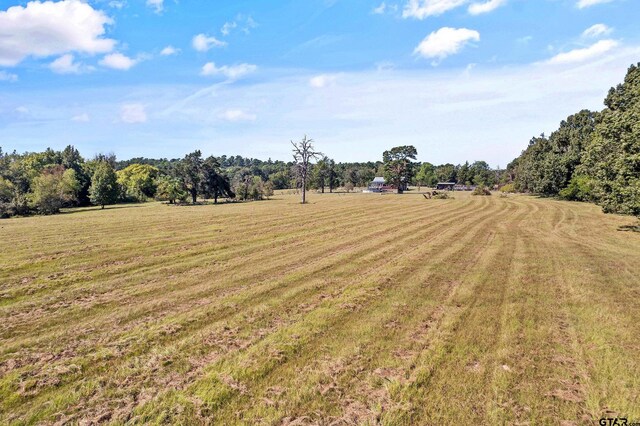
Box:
[1,191,639,425]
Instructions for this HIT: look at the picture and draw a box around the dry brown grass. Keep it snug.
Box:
[0,191,638,424]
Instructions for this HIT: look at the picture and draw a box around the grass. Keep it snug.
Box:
[0,191,639,424]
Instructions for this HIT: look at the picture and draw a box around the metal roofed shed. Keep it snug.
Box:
[436,182,456,191]
[364,177,389,193]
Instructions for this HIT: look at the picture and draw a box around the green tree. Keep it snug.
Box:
[155,175,186,204]
[510,111,597,196]
[457,161,471,185]
[357,166,376,187]
[343,167,358,188]
[269,170,292,190]
[90,161,119,209]
[263,180,274,199]
[177,150,204,204]
[582,63,640,217]
[250,176,265,200]
[0,176,18,217]
[29,166,79,214]
[313,157,329,193]
[326,158,338,192]
[232,169,253,201]
[469,161,494,187]
[383,145,417,194]
[117,164,159,201]
[416,162,438,187]
[61,145,90,205]
[558,174,594,202]
[435,163,456,184]
[202,156,235,203]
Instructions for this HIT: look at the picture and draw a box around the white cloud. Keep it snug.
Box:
[221,21,237,36]
[402,0,467,19]
[109,1,126,9]
[414,27,480,63]
[15,106,29,114]
[120,104,147,123]
[0,70,18,82]
[99,52,138,70]
[151,45,640,165]
[160,46,180,56]
[146,0,163,13]
[373,2,387,14]
[220,15,257,36]
[220,109,257,122]
[468,0,507,15]
[243,16,258,34]
[0,0,115,67]
[582,24,613,38]
[3,45,640,168]
[546,39,618,64]
[49,54,82,74]
[309,74,338,88]
[577,0,614,8]
[192,34,227,52]
[71,113,90,122]
[200,62,257,80]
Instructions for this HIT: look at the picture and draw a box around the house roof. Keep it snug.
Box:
[437,182,456,185]
[372,177,386,184]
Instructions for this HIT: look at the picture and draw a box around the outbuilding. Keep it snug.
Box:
[436,182,456,191]
[365,177,387,193]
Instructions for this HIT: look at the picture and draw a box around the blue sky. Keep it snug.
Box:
[1,0,639,166]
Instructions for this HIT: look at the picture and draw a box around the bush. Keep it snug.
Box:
[29,166,79,214]
[558,174,593,202]
[155,176,187,204]
[472,185,492,196]
[433,192,452,199]
[500,183,516,193]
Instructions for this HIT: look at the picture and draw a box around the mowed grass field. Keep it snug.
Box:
[1,191,639,425]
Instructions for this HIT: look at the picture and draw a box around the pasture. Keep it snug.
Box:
[1,192,639,424]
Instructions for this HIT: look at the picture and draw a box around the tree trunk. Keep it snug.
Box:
[214,193,218,204]
[101,204,105,209]
[321,185,324,194]
[302,185,306,204]
[191,190,197,204]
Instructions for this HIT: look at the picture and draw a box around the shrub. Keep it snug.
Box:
[156,176,187,204]
[558,174,593,202]
[29,166,79,214]
[433,192,452,199]
[500,183,516,193]
[472,185,492,196]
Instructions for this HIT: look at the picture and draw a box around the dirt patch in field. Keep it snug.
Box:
[546,379,585,403]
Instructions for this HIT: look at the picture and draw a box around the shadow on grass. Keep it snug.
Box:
[618,222,640,232]
[170,198,283,207]
[60,204,145,215]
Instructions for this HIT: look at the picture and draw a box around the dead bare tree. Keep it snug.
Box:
[291,135,322,204]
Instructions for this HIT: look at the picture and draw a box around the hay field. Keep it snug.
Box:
[1,192,639,425]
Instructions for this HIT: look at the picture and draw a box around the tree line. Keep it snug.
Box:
[1,139,505,217]
[506,62,640,219]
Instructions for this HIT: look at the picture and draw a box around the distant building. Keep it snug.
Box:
[436,182,456,191]
[364,177,391,193]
